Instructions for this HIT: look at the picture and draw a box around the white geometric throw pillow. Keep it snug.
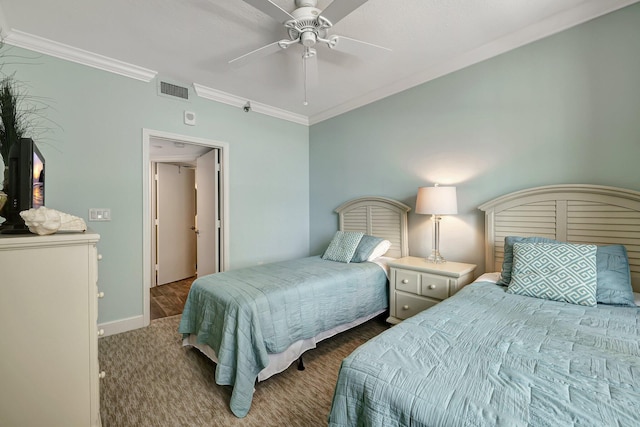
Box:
[507,242,597,306]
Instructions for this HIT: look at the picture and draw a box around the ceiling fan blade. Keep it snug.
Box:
[242,0,295,23]
[229,40,284,68]
[328,35,391,56]
[320,0,369,25]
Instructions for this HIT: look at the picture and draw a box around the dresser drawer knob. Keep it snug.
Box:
[99,371,106,379]
[98,329,105,337]
[402,279,409,284]
[428,284,436,289]
[97,291,105,299]
[402,305,409,310]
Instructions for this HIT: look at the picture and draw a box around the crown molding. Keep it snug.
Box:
[3,29,157,82]
[307,0,640,125]
[2,28,307,125]
[193,83,309,126]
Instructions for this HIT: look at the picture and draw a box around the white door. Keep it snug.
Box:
[156,163,197,285]
[195,149,220,276]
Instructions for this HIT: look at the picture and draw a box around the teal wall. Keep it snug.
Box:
[3,3,640,326]
[1,48,309,323]
[309,4,640,273]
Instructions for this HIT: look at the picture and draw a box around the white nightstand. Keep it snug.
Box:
[386,256,477,324]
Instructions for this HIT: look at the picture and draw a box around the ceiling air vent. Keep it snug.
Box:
[159,81,189,100]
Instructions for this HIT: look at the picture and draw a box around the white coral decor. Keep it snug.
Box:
[19,206,87,235]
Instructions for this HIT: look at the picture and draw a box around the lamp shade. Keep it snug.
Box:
[415,186,458,215]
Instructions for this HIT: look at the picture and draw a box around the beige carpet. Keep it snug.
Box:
[98,314,389,426]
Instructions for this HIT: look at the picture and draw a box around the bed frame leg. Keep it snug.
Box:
[297,356,305,371]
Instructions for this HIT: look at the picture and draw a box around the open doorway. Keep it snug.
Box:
[150,162,197,320]
[142,129,230,326]
[154,162,197,287]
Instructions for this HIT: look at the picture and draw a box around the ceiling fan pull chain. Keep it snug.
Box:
[303,48,309,106]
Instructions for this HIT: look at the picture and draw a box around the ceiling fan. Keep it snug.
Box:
[230,0,390,106]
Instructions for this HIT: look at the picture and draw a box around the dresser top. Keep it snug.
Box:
[387,256,476,277]
[0,229,100,248]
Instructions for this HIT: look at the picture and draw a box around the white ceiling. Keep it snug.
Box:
[0,0,637,125]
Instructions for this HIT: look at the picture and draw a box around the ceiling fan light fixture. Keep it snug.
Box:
[301,31,316,47]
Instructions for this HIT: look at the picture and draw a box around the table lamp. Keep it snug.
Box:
[415,184,457,263]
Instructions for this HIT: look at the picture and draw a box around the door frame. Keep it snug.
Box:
[142,128,230,327]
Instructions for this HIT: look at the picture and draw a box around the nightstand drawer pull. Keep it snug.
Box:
[421,273,450,299]
[403,305,409,310]
[395,270,419,293]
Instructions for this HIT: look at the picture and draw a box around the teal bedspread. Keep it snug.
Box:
[329,281,640,426]
[178,256,387,417]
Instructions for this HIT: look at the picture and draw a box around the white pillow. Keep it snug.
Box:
[367,240,391,261]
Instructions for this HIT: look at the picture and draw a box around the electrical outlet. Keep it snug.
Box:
[89,208,111,221]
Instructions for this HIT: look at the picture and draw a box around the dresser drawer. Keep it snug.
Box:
[395,293,438,320]
[394,269,420,294]
[420,273,449,300]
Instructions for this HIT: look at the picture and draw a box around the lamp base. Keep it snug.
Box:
[426,250,446,264]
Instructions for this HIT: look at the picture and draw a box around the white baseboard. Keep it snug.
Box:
[99,315,147,337]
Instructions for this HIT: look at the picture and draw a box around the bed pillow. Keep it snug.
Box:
[596,245,635,306]
[367,239,392,261]
[350,235,385,263]
[497,236,559,286]
[322,231,364,263]
[507,242,598,306]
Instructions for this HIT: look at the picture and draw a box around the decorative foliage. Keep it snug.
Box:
[0,42,58,160]
[0,75,26,165]
[0,42,58,218]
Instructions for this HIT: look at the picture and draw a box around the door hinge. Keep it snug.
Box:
[217,220,221,229]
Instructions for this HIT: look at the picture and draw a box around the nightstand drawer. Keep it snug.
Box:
[386,257,477,325]
[395,293,438,320]
[395,270,420,294]
[420,273,449,300]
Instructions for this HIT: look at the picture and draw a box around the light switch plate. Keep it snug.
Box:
[89,208,111,221]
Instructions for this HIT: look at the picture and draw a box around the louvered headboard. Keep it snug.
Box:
[479,184,640,292]
[335,197,411,259]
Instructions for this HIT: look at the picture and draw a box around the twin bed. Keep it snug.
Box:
[179,184,640,424]
[328,184,640,426]
[178,196,410,417]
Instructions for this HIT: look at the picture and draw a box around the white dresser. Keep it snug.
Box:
[0,231,103,427]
